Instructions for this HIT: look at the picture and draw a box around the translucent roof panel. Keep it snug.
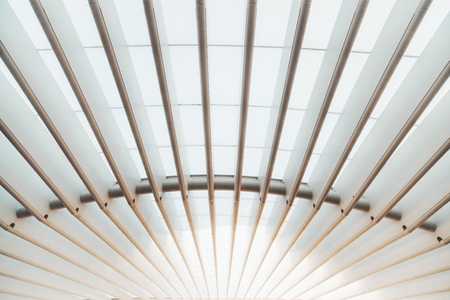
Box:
[249,48,283,107]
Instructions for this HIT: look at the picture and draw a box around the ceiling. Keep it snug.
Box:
[0,0,450,299]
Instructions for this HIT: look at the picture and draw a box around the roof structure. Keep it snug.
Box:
[0,0,450,299]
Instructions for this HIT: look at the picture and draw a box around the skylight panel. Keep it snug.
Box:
[7,0,50,49]
[75,112,102,153]
[278,109,305,151]
[348,118,377,160]
[329,53,369,113]
[130,149,146,179]
[272,150,291,179]
[254,0,293,47]
[128,47,163,106]
[111,108,137,149]
[159,0,197,45]
[405,0,450,57]
[211,106,239,146]
[245,107,271,148]
[147,106,171,147]
[159,147,177,176]
[62,0,102,47]
[85,48,122,108]
[38,50,81,111]
[289,50,325,110]
[249,48,283,107]
[312,113,340,154]
[351,0,396,52]
[209,46,242,105]
[206,0,246,46]
[302,0,343,49]
[371,57,417,118]
[0,60,34,114]
[178,106,204,146]
[242,147,263,177]
[112,0,150,46]
[213,146,236,175]
[303,153,320,182]
[186,146,206,175]
[416,77,450,125]
[169,46,201,105]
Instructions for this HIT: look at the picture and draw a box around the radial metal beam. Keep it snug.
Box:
[5,2,177,296]
[312,234,450,299]
[0,220,141,300]
[277,137,450,299]
[88,1,199,298]
[143,0,211,298]
[195,0,217,297]
[273,59,450,300]
[226,0,258,298]
[256,2,434,298]
[241,1,369,299]
[232,0,311,298]
[0,177,160,300]
[287,191,450,300]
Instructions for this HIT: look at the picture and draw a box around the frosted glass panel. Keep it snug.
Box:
[39,50,81,111]
[169,46,201,105]
[211,106,239,146]
[245,107,271,148]
[242,147,263,177]
[371,57,417,118]
[303,153,320,182]
[329,53,369,113]
[273,150,291,179]
[129,47,163,106]
[312,113,340,154]
[249,48,283,107]
[63,0,102,47]
[405,0,450,56]
[8,0,51,49]
[207,0,246,46]
[112,0,150,45]
[348,118,377,159]
[209,46,243,105]
[85,48,122,108]
[147,106,171,147]
[186,146,206,175]
[0,60,34,113]
[130,148,146,178]
[302,0,343,49]
[159,147,176,176]
[279,109,305,151]
[352,0,395,52]
[160,0,197,44]
[213,146,236,175]
[289,50,325,110]
[179,106,204,146]
[111,108,137,149]
[254,0,293,47]
[416,77,450,125]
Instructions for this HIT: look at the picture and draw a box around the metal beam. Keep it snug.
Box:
[195,0,218,297]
